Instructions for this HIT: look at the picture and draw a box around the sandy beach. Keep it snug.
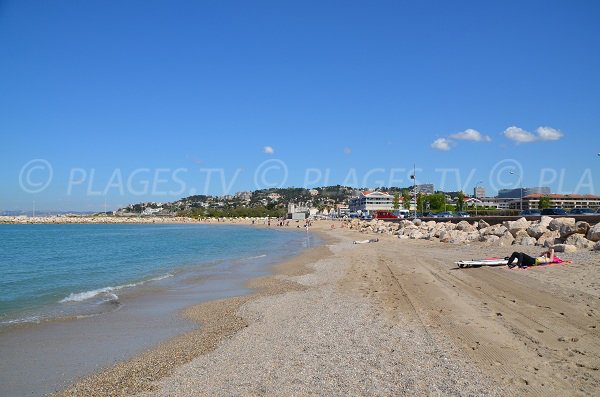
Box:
[48,220,598,397]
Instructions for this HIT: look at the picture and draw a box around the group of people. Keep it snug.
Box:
[506,248,558,269]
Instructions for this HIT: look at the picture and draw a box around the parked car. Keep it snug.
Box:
[436,212,453,218]
[455,211,471,218]
[422,212,438,218]
[597,208,600,214]
[520,209,541,216]
[570,208,595,215]
[373,210,398,219]
[541,208,568,216]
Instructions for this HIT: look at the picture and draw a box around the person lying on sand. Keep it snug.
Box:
[353,238,379,244]
[507,248,555,269]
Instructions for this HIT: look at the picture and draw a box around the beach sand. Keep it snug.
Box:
[56,221,599,396]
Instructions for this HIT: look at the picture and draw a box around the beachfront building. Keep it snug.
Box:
[475,197,516,209]
[348,191,394,214]
[510,194,600,210]
[287,202,309,220]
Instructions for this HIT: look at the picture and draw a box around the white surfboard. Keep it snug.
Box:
[456,258,508,268]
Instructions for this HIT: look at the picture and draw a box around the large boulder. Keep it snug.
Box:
[587,223,600,242]
[593,241,600,251]
[549,217,576,231]
[444,222,457,231]
[527,223,549,239]
[466,231,480,242]
[558,221,590,238]
[455,220,475,232]
[514,230,535,246]
[575,221,591,235]
[521,237,538,246]
[477,219,490,230]
[487,224,508,237]
[539,216,553,227]
[537,230,560,247]
[408,230,425,240]
[503,217,531,237]
[553,244,577,253]
[564,234,593,249]
[498,231,515,247]
[388,222,401,232]
[439,230,467,244]
[482,235,500,245]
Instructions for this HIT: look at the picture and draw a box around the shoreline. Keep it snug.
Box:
[0,224,321,396]
[54,230,334,397]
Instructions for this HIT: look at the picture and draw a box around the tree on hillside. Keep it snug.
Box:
[538,196,552,209]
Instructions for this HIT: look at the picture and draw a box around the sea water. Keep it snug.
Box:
[0,223,315,326]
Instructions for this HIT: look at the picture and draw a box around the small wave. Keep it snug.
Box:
[246,254,267,260]
[0,315,42,325]
[59,273,173,304]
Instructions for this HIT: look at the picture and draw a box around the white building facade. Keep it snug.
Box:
[348,191,395,213]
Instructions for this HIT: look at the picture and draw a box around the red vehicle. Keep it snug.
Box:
[373,210,399,219]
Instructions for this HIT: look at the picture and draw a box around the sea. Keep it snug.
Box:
[0,223,316,326]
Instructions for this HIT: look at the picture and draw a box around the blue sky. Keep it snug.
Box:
[1,0,599,211]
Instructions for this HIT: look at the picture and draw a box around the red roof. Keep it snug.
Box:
[361,191,391,196]
[524,194,600,199]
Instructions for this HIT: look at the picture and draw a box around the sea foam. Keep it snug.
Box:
[59,273,173,303]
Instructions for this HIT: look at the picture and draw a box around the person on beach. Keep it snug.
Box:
[507,248,555,269]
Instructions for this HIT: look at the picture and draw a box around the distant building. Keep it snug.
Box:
[473,186,486,199]
[511,194,600,210]
[235,191,252,201]
[498,187,550,199]
[479,197,516,209]
[349,191,394,213]
[414,184,434,195]
[309,189,319,196]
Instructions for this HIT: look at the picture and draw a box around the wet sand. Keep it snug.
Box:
[39,221,600,395]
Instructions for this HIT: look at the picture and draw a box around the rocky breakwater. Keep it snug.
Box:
[346,216,600,252]
[0,216,202,224]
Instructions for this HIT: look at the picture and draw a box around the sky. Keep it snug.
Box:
[1,0,599,211]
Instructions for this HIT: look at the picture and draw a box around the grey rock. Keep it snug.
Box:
[552,244,577,253]
[549,217,576,231]
[564,234,593,249]
[503,217,531,237]
[586,223,600,242]
[527,224,549,239]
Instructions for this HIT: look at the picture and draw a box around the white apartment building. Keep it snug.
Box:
[348,191,394,213]
[512,194,600,210]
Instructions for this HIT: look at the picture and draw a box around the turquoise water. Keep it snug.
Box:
[0,224,314,325]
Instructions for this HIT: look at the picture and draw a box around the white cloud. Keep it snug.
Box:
[263,146,274,154]
[503,126,537,143]
[449,128,491,142]
[504,125,564,144]
[431,138,451,151]
[536,126,563,141]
